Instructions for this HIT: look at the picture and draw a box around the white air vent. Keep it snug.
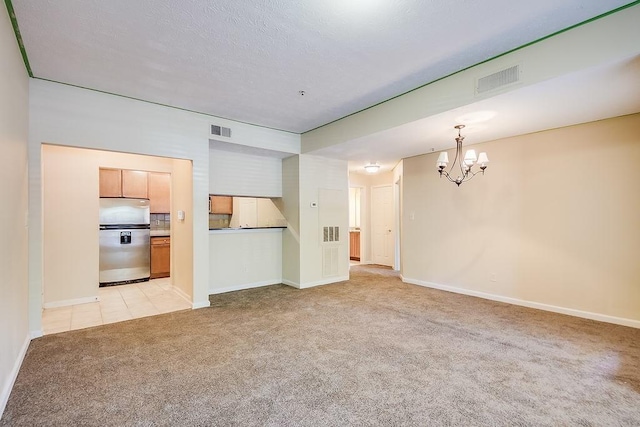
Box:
[323,226,340,243]
[476,65,520,94]
[211,125,232,138]
[323,247,339,277]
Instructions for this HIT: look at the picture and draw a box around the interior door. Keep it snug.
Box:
[372,185,394,266]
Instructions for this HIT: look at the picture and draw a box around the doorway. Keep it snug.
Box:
[40,144,194,334]
[372,185,394,267]
[349,187,362,265]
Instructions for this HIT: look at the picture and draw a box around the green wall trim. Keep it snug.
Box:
[4,0,638,133]
[4,0,33,77]
[302,0,640,134]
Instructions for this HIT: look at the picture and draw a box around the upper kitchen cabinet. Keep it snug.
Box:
[99,168,149,199]
[148,172,170,213]
[99,168,122,197]
[122,170,148,198]
[210,195,233,214]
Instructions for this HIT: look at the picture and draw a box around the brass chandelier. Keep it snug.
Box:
[436,125,489,186]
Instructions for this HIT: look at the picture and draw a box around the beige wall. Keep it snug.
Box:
[170,158,194,299]
[402,114,640,324]
[0,5,29,416]
[41,145,192,305]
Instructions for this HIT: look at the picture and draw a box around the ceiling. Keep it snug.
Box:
[10,0,635,136]
[318,55,640,173]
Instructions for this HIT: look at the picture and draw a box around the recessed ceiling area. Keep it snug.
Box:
[314,55,640,173]
[10,0,634,133]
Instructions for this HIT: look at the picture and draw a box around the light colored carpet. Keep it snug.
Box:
[2,264,639,426]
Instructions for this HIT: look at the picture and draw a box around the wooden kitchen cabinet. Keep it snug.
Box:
[99,168,149,199]
[148,172,170,213]
[350,231,360,261]
[122,170,148,198]
[99,168,122,197]
[209,195,233,214]
[150,237,170,279]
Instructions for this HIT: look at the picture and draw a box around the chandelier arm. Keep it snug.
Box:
[436,124,487,187]
[439,170,457,183]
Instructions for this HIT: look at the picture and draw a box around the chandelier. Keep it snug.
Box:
[436,125,489,186]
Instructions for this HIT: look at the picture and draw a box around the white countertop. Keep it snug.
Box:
[209,227,286,234]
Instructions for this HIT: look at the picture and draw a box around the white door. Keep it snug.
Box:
[372,185,394,266]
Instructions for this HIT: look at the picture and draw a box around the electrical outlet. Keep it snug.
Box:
[490,273,497,282]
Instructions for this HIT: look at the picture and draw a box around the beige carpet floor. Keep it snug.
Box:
[2,265,639,426]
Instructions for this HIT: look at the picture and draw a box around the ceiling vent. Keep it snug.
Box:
[211,125,232,138]
[476,64,520,95]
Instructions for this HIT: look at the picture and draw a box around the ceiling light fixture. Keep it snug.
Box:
[364,162,380,173]
[436,125,489,187]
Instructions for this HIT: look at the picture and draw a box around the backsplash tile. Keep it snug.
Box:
[150,213,171,233]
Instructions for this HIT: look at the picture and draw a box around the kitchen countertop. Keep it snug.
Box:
[150,230,171,237]
[209,226,286,234]
[209,226,286,230]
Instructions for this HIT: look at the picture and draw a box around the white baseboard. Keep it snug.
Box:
[1,335,30,419]
[210,279,282,295]
[282,279,300,289]
[403,277,640,329]
[43,295,98,309]
[192,300,211,309]
[298,275,350,289]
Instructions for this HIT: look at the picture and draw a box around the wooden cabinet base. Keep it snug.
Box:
[150,237,170,279]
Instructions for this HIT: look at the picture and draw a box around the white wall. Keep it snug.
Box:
[298,155,349,287]
[402,114,640,327]
[0,6,30,418]
[209,229,283,294]
[28,79,300,333]
[280,156,300,285]
[209,149,283,197]
[301,5,640,153]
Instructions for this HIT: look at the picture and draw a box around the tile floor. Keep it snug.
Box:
[41,278,192,335]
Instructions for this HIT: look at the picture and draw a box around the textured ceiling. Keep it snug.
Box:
[11,0,634,133]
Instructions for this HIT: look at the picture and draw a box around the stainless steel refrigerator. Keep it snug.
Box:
[99,198,151,286]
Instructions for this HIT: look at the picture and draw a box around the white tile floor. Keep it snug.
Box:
[41,278,192,335]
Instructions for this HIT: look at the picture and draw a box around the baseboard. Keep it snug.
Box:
[298,275,350,289]
[282,279,300,289]
[192,300,211,309]
[1,335,30,419]
[403,277,640,329]
[44,295,98,309]
[209,279,282,295]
